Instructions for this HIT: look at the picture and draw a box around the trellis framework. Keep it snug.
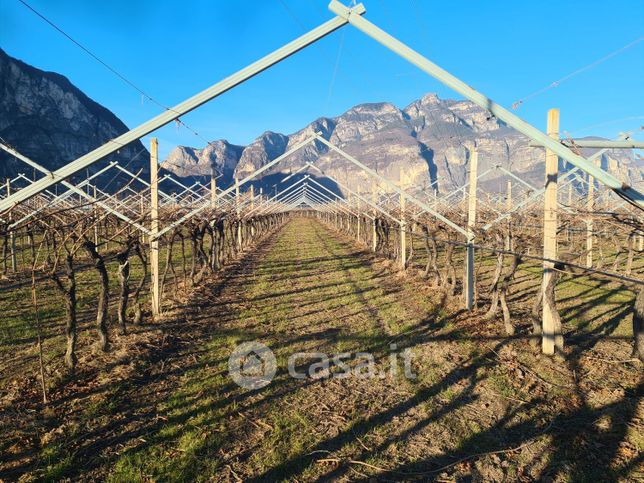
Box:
[0,1,641,362]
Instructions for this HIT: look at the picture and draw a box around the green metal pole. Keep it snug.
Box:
[0,4,366,214]
[328,0,643,209]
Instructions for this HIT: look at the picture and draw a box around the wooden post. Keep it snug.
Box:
[371,181,377,252]
[356,214,361,243]
[399,169,407,268]
[93,184,99,247]
[250,185,255,236]
[210,166,217,208]
[586,171,594,268]
[345,192,350,231]
[567,184,573,241]
[6,180,16,272]
[464,149,478,310]
[150,138,160,319]
[542,109,562,355]
[400,202,406,269]
[505,179,512,251]
[235,178,242,250]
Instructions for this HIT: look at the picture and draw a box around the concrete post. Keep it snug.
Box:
[6,179,16,272]
[586,171,594,268]
[211,166,217,208]
[464,149,478,310]
[150,138,160,318]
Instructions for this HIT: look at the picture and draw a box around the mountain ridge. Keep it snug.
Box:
[0,48,149,183]
[162,92,641,195]
[0,47,638,197]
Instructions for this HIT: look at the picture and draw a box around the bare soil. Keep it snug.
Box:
[0,217,641,482]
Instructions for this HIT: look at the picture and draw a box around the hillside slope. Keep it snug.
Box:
[162,93,641,194]
[0,48,148,183]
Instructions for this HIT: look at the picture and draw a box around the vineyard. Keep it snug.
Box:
[1,1,643,481]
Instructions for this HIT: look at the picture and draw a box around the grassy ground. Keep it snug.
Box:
[402,225,643,338]
[0,232,206,396]
[0,216,642,481]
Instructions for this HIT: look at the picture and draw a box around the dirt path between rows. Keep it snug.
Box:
[1,217,641,482]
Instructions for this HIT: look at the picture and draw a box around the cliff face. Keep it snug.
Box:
[4,44,635,197]
[164,140,242,185]
[162,92,640,196]
[0,45,644,197]
[0,48,148,183]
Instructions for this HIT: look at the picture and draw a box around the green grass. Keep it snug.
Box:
[104,218,430,481]
[0,232,208,396]
[2,217,641,482]
[40,442,74,482]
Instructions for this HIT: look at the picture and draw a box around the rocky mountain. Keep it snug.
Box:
[163,92,641,197]
[0,48,148,184]
[2,45,637,199]
[163,140,242,184]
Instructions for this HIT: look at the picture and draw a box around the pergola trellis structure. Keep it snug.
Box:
[1,1,642,357]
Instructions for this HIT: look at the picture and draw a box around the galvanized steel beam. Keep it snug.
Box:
[314,135,468,235]
[0,4,366,213]
[529,139,644,149]
[328,0,643,209]
[0,143,151,234]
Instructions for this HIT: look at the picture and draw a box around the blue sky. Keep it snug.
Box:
[1,0,643,160]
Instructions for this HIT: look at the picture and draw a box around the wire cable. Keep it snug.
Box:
[512,36,644,110]
[325,29,345,112]
[17,0,224,174]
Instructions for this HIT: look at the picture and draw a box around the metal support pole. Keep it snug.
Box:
[6,180,16,272]
[0,5,367,213]
[150,138,160,319]
[93,184,99,247]
[586,170,594,268]
[372,181,377,252]
[542,109,562,355]
[464,149,478,311]
[250,185,256,236]
[528,139,644,149]
[399,169,407,269]
[139,194,146,244]
[328,0,643,207]
[356,211,361,243]
[211,167,217,208]
[505,180,512,251]
[235,178,242,250]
